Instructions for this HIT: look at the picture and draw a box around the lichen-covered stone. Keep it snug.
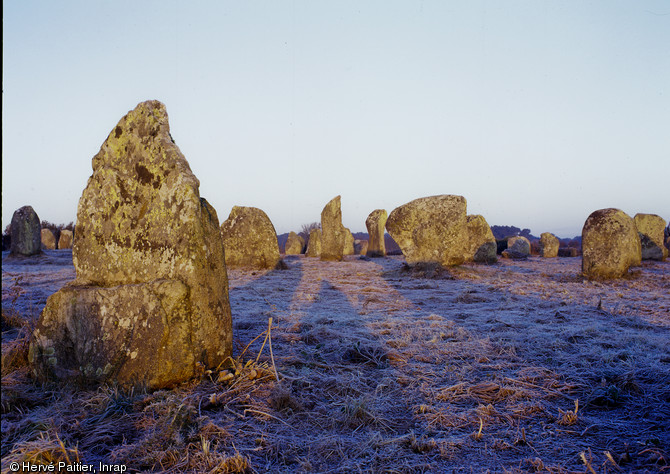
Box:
[29,280,196,388]
[306,229,322,257]
[321,196,345,261]
[10,206,41,256]
[539,233,559,258]
[343,227,355,256]
[365,209,387,258]
[582,208,641,279]
[41,229,56,250]
[29,100,232,389]
[464,215,497,264]
[58,230,73,249]
[634,213,667,261]
[220,206,281,269]
[285,232,305,255]
[385,195,468,266]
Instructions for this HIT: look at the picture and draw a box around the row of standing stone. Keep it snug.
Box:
[4,206,73,255]
[217,196,668,281]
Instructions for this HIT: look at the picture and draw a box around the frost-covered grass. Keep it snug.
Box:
[2,252,669,472]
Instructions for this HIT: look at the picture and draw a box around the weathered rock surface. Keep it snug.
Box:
[41,229,57,250]
[464,215,497,263]
[540,232,559,258]
[10,206,42,256]
[305,229,322,257]
[343,228,355,256]
[582,208,641,279]
[285,232,305,255]
[29,100,232,390]
[58,230,73,249]
[321,196,345,261]
[386,195,468,266]
[365,209,387,258]
[634,213,667,261]
[220,206,281,269]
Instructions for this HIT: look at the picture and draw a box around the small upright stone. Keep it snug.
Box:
[386,195,468,266]
[355,240,368,256]
[365,209,387,258]
[41,229,57,250]
[634,213,667,261]
[285,232,305,255]
[540,232,559,258]
[343,228,355,256]
[582,208,641,279]
[220,206,281,269]
[502,236,531,259]
[10,206,42,256]
[464,215,497,263]
[58,230,73,249]
[29,100,232,390]
[305,229,322,257]
[321,196,345,261]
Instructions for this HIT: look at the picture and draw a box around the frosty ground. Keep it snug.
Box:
[2,250,669,472]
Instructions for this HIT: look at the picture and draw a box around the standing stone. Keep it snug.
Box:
[634,213,667,261]
[343,227,355,256]
[41,228,57,250]
[386,195,468,266]
[354,239,368,255]
[58,230,73,249]
[365,209,387,258]
[10,206,42,256]
[285,231,305,255]
[540,232,560,258]
[502,236,531,259]
[582,208,641,279]
[321,196,345,261]
[29,100,232,390]
[220,206,281,269]
[464,215,497,263]
[305,229,322,257]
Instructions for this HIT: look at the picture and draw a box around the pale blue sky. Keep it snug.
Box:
[3,1,669,238]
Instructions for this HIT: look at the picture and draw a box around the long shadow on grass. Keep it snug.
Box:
[222,255,430,472]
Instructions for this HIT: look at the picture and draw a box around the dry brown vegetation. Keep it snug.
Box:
[2,251,669,472]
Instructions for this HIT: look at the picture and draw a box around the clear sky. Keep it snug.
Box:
[3,1,669,238]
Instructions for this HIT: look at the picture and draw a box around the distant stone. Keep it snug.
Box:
[634,213,667,261]
[365,209,387,258]
[220,206,281,269]
[540,232,560,258]
[29,100,232,390]
[41,229,57,250]
[10,206,42,256]
[582,208,641,279]
[558,247,579,257]
[386,195,468,267]
[285,231,305,255]
[506,236,531,256]
[58,230,73,249]
[464,215,497,263]
[306,229,322,257]
[343,227,355,256]
[321,196,345,261]
[355,239,368,256]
